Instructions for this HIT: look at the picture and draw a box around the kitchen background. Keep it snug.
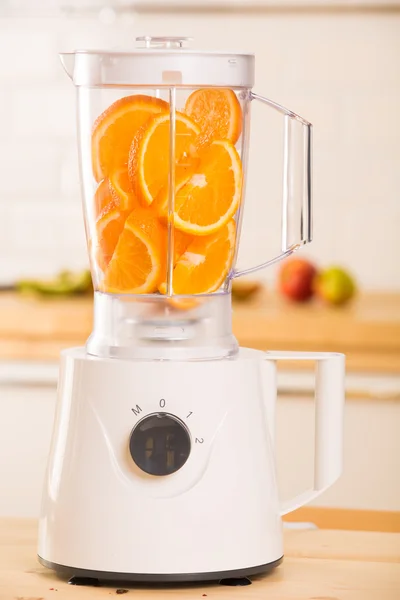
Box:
[0,0,399,526]
[0,0,399,289]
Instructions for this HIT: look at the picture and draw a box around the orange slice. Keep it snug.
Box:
[94,179,112,218]
[157,140,242,236]
[94,170,138,220]
[152,164,196,219]
[185,88,242,147]
[92,94,168,182]
[109,168,138,212]
[166,219,236,295]
[171,228,194,264]
[128,111,200,206]
[95,200,128,272]
[102,208,166,294]
[157,228,194,295]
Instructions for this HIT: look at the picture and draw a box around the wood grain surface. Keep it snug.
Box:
[1,518,399,600]
[0,291,399,373]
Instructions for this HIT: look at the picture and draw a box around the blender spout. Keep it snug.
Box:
[59,53,75,80]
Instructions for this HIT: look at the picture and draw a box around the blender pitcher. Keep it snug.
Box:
[61,36,312,360]
[37,37,344,584]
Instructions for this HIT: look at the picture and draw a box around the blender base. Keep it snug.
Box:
[38,347,284,581]
[38,556,283,583]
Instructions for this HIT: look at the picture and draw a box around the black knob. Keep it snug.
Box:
[129,413,191,476]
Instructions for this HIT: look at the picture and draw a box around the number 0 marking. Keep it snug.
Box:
[195,437,204,444]
[159,399,166,408]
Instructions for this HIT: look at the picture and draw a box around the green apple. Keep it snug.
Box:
[314,266,356,306]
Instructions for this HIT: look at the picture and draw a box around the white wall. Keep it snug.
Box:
[0,7,399,289]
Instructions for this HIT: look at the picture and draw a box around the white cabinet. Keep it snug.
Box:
[0,363,57,518]
[276,371,400,512]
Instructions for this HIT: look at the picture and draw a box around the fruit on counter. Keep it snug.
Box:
[314,266,356,306]
[231,279,263,302]
[92,90,243,295]
[278,257,318,302]
[185,88,242,148]
[17,269,92,296]
[92,95,168,182]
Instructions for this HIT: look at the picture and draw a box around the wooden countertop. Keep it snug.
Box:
[0,291,399,373]
[1,518,399,599]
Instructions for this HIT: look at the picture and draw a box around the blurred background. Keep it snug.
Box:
[0,0,399,531]
[0,0,399,288]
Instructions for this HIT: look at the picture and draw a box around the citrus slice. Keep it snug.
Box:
[128,111,200,206]
[109,168,138,212]
[166,219,236,295]
[92,94,168,182]
[157,140,242,236]
[152,164,197,219]
[94,179,112,218]
[172,228,194,264]
[93,170,138,220]
[157,227,194,294]
[185,88,242,147]
[95,200,128,272]
[159,289,200,312]
[102,208,166,294]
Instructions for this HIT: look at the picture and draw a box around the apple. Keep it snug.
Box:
[278,257,318,302]
[314,266,356,306]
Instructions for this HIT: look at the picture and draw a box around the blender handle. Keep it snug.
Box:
[264,351,345,516]
[233,93,313,278]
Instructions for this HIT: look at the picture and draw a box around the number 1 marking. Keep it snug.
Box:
[186,411,193,419]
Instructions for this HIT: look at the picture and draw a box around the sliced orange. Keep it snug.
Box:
[172,228,194,263]
[185,88,242,147]
[157,227,194,295]
[92,94,168,182]
[109,168,138,212]
[166,219,236,295]
[159,286,200,311]
[152,164,195,220]
[93,170,138,220]
[101,208,166,294]
[95,200,128,272]
[157,140,242,236]
[94,179,112,218]
[128,111,200,206]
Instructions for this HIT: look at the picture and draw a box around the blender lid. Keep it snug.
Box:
[60,36,255,88]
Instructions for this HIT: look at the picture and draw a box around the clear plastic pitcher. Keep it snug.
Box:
[61,36,312,360]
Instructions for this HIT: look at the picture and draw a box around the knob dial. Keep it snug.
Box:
[129,412,191,476]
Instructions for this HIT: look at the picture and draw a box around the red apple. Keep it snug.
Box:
[278,257,318,302]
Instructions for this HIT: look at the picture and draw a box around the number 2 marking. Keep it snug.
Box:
[195,437,204,444]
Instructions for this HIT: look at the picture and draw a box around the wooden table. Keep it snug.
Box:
[1,518,400,600]
[0,291,400,373]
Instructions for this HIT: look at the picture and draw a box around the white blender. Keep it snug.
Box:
[38,36,345,584]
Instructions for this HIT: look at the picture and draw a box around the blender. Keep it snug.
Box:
[38,37,345,583]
